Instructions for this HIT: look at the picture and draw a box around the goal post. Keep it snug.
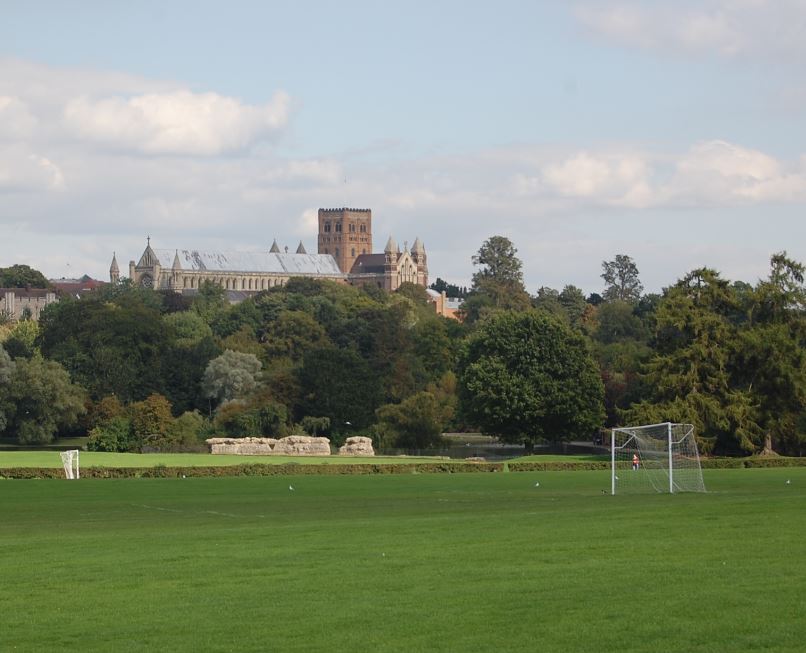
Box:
[60,449,80,480]
[611,423,705,495]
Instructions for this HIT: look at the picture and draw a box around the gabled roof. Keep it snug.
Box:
[152,249,344,276]
[350,254,386,275]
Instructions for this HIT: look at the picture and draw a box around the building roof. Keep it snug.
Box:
[49,276,106,294]
[350,254,387,275]
[152,249,344,276]
[1,287,56,297]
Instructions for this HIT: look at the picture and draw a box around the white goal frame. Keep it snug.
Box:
[60,449,80,480]
[611,422,705,495]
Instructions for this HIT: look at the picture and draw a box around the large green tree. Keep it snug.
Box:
[0,264,50,289]
[601,254,643,303]
[201,350,262,406]
[624,269,760,453]
[463,236,532,321]
[0,356,86,444]
[38,294,169,402]
[459,311,604,449]
[731,253,806,455]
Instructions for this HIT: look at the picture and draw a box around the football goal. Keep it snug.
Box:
[611,423,705,495]
[60,449,80,480]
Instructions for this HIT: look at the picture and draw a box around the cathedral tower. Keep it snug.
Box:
[317,208,372,274]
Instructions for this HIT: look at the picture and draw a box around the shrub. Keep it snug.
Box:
[86,416,134,452]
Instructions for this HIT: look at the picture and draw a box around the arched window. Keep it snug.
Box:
[324,222,331,233]
[335,248,340,258]
[349,223,355,233]
[335,223,342,233]
[351,248,355,257]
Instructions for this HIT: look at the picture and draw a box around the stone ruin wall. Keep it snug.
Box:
[206,435,375,457]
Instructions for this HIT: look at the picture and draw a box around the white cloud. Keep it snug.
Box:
[540,151,654,208]
[575,1,806,60]
[0,96,37,140]
[63,90,290,156]
[0,145,65,192]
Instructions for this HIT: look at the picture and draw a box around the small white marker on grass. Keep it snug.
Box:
[288,485,295,491]
[534,482,540,487]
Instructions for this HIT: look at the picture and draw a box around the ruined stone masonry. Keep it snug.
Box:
[207,435,332,456]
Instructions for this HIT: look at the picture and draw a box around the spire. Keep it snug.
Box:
[269,239,280,253]
[172,250,182,270]
[296,241,307,254]
[110,252,120,283]
[411,237,424,254]
[384,235,397,254]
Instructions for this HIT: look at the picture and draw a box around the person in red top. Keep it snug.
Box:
[632,453,640,471]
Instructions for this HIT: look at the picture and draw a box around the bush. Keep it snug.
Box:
[86,417,134,452]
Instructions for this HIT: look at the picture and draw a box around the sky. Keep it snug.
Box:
[2,0,806,295]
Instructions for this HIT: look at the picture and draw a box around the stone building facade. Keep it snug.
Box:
[1,289,58,321]
[118,208,428,296]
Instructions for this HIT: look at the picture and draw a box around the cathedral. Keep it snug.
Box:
[115,208,428,296]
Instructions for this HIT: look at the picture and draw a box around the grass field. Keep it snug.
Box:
[0,451,449,468]
[2,468,805,652]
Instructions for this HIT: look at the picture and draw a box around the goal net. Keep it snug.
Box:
[60,449,80,480]
[611,423,705,495]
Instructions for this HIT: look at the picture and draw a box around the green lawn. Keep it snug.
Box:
[2,468,804,652]
[0,451,448,468]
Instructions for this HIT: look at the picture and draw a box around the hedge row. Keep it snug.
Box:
[508,461,610,472]
[0,461,505,479]
[2,457,804,479]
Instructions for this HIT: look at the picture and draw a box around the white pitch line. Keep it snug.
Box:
[130,503,182,513]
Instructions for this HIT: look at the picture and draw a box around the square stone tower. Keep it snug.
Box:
[317,208,373,274]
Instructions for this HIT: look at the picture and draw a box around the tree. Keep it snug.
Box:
[594,301,648,344]
[163,311,213,348]
[624,269,760,454]
[38,294,170,402]
[0,264,50,288]
[297,347,382,432]
[601,254,643,303]
[262,310,329,362]
[395,282,430,306]
[0,357,86,444]
[2,319,40,359]
[430,278,467,298]
[558,285,591,331]
[129,393,174,449]
[376,391,449,449]
[458,311,605,449]
[731,252,806,455]
[201,350,262,406]
[87,416,134,452]
[464,236,532,321]
[0,345,14,432]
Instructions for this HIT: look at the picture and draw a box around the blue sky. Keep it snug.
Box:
[2,1,806,293]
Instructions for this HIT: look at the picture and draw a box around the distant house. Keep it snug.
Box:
[50,275,107,297]
[426,289,463,321]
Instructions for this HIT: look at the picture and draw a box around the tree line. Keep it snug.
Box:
[1,239,804,456]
